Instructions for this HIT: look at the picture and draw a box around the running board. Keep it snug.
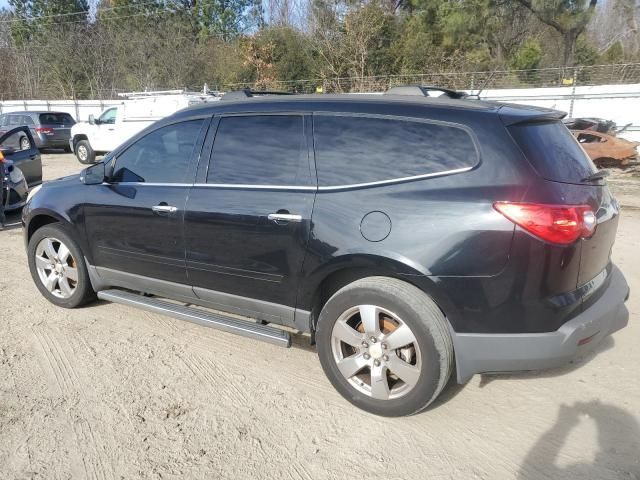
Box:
[97,289,292,348]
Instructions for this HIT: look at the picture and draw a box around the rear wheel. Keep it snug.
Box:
[316,277,453,416]
[27,224,96,308]
[75,140,95,164]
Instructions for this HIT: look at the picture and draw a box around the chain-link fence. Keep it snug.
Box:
[220,63,640,94]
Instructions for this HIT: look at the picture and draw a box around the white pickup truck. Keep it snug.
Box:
[70,92,219,164]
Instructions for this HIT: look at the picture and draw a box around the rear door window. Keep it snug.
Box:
[313,114,478,187]
[207,115,309,186]
[39,113,75,125]
[509,121,597,184]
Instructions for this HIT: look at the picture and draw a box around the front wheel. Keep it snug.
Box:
[27,224,96,308]
[75,140,95,164]
[316,277,454,416]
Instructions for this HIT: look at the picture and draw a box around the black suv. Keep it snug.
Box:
[22,93,630,416]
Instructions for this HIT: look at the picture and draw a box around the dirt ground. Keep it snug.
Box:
[1,153,639,480]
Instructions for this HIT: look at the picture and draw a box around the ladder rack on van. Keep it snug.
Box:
[117,89,223,99]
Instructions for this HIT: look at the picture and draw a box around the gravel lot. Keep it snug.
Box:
[1,153,639,480]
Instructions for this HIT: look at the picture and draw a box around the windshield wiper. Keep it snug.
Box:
[581,170,609,183]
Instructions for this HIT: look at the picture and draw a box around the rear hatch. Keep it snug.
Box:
[508,120,619,289]
[38,112,75,143]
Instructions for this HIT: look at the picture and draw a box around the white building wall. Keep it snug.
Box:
[479,84,640,142]
[1,83,639,140]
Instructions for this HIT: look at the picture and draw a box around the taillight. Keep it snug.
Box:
[36,127,53,134]
[494,202,596,245]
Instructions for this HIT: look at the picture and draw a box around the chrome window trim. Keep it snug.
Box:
[105,165,473,190]
[315,166,475,191]
[101,182,193,187]
[196,183,316,191]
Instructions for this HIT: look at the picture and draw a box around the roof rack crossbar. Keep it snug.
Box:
[385,85,468,99]
[221,89,294,101]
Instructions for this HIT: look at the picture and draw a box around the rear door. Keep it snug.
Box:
[38,112,75,145]
[83,117,208,288]
[0,126,42,187]
[183,113,316,326]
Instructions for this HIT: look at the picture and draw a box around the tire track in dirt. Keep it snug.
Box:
[291,462,314,480]
[31,326,68,395]
[31,325,115,480]
[176,352,247,407]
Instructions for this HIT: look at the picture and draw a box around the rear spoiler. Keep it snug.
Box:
[498,104,566,126]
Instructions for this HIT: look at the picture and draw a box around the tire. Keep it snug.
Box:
[64,145,72,154]
[316,277,453,417]
[20,136,31,151]
[75,140,95,164]
[27,224,96,308]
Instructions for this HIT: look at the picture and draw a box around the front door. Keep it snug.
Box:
[91,107,118,152]
[83,117,208,292]
[184,114,316,326]
[0,126,42,187]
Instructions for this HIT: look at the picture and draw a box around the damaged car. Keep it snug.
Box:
[573,130,639,168]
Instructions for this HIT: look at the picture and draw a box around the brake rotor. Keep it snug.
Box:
[356,314,397,334]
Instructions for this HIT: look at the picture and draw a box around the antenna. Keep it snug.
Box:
[470,70,498,99]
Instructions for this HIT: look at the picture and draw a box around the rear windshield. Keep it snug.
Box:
[509,120,597,184]
[39,113,75,125]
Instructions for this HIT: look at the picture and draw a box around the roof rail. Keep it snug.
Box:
[385,85,468,99]
[220,89,294,101]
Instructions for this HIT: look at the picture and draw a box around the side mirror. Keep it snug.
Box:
[88,114,96,125]
[81,162,105,185]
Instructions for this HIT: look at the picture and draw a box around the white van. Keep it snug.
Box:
[70,91,220,164]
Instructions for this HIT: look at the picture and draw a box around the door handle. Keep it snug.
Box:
[152,204,177,214]
[268,213,302,223]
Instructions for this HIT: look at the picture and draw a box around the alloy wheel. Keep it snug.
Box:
[331,305,422,400]
[34,237,78,299]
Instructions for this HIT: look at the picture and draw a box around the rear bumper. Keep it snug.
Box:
[452,264,630,383]
[36,134,69,148]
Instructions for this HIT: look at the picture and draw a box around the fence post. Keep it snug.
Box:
[568,68,579,118]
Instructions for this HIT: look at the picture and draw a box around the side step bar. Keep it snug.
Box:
[97,289,292,348]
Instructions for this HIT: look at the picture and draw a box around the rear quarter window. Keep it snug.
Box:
[509,121,597,184]
[313,114,478,187]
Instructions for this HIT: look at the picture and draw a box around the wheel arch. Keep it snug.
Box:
[302,253,460,334]
[71,134,88,149]
[26,210,73,244]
